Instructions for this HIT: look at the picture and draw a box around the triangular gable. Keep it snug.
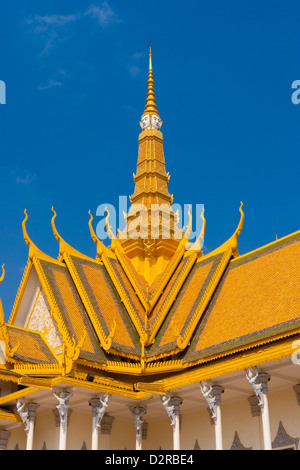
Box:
[184,231,300,364]
[35,257,108,365]
[25,287,63,354]
[9,261,40,327]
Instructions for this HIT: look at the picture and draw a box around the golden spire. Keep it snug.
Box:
[142,47,160,118]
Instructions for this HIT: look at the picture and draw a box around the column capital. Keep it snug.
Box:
[101,414,115,435]
[293,383,300,406]
[169,396,183,416]
[0,430,10,450]
[27,403,40,422]
[247,395,261,417]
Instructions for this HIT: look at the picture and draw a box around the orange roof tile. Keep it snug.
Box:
[64,254,141,357]
[185,232,300,362]
[148,252,226,357]
[7,326,58,364]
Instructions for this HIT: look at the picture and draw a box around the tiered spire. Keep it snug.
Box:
[130,47,173,211]
[118,47,180,281]
[142,47,159,119]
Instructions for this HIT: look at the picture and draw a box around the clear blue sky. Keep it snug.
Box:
[0,0,300,317]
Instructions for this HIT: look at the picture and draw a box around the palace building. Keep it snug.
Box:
[0,49,300,451]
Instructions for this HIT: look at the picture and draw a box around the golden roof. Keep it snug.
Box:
[0,50,299,398]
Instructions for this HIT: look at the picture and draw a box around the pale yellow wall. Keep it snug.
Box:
[143,417,173,450]
[110,418,136,450]
[268,387,300,448]
[5,386,300,450]
[6,425,24,450]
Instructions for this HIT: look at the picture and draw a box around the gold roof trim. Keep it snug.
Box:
[206,202,244,258]
[51,207,93,262]
[88,210,114,261]
[22,209,57,263]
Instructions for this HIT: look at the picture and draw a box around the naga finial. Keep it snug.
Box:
[184,205,193,240]
[105,207,116,240]
[0,264,5,285]
[187,207,206,254]
[88,210,97,244]
[236,201,244,237]
[51,207,60,241]
[22,209,30,246]
[22,209,40,260]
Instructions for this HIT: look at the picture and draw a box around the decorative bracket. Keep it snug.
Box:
[199,380,224,424]
[245,367,270,411]
[129,405,147,437]
[160,392,182,428]
[16,398,30,435]
[62,329,87,375]
[52,389,73,433]
[89,393,111,428]
[103,320,116,351]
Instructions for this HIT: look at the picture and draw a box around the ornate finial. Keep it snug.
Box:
[22,209,56,262]
[187,207,206,254]
[0,264,5,285]
[105,207,116,240]
[22,209,30,246]
[236,201,244,237]
[184,205,193,241]
[51,207,89,260]
[22,209,40,260]
[145,46,156,114]
[140,47,162,131]
[51,207,66,259]
[51,207,59,241]
[88,210,109,261]
[88,210,96,243]
[0,264,5,329]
